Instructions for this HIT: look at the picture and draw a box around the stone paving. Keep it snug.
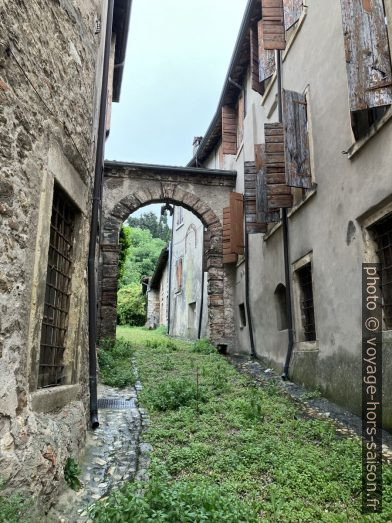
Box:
[47,380,151,522]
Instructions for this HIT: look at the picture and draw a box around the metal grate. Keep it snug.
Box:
[298,263,316,342]
[97,398,135,409]
[38,185,77,388]
[370,214,392,330]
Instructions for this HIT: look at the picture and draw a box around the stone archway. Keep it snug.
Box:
[98,161,237,349]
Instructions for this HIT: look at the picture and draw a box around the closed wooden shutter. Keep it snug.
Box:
[222,105,237,155]
[283,89,312,189]
[254,145,281,223]
[223,192,244,263]
[265,123,293,209]
[176,258,183,290]
[244,162,268,234]
[283,0,303,30]
[258,20,276,83]
[250,26,264,95]
[340,0,392,112]
[262,0,286,50]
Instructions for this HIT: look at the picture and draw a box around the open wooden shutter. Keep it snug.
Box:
[283,0,303,30]
[244,162,268,234]
[283,89,312,189]
[340,0,392,112]
[176,258,183,290]
[222,105,237,155]
[258,20,276,83]
[254,145,281,223]
[265,123,293,209]
[223,192,244,264]
[250,26,264,95]
[261,0,286,50]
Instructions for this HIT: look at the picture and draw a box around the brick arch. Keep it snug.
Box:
[99,182,231,348]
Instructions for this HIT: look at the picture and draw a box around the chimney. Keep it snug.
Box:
[193,136,203,156]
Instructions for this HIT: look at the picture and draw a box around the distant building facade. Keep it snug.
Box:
[0,0,130,508]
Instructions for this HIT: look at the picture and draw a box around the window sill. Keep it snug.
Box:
[294,340,319,353]
[347,106,392,160]
[264,186,317,242]
[31,384,81,413]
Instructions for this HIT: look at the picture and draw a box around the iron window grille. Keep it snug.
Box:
[369,214,392,330]
[297,263,316,342]
[38,185,77,388]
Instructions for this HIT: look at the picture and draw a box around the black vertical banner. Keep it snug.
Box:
[362,263,382,514]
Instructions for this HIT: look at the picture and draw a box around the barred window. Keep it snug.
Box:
[369,214,392,330]
[38,185,77,388]
[297,263,316,342]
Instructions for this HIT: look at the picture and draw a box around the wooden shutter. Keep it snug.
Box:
[254,145,281,223]
[223,192,244,263]
[265,123,293,209]
[283,0,303,30]
[283,89,312,189]
[244,162,268,234]
[250,26,264,95]
[176,258,183,290]
[258,20,276,83]
[237,93,245,146]
[340,0,392,112]
[262,0,286,50]
[222,105,237,155]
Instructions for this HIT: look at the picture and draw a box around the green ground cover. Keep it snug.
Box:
[91,326,392,522]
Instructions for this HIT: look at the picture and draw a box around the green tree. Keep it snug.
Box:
[117,283,146,326]
[118,225,132,282]
[126,211,171,242]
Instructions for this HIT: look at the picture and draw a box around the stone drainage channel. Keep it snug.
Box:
[48,382,151,522]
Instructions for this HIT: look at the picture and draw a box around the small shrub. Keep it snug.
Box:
[300,388,322,401]
[240,387,264,422]
[0,478,30,523]
[143,378,207,411]
[117,283,146,326]
[192,338,216,355]
[64,458,82,491]
[89,465,258,522]
[98,337,136,388]
[165,340,178,352]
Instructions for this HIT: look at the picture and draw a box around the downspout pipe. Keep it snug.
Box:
[167,212,174,335]
[276,50,294,380]
[197,233,205,339]
[88,0,114,429]
[245,232,256,357]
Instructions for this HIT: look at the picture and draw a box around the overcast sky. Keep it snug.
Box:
[106,0,248,167]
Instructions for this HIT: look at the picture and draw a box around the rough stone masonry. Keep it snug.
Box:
[0,0,107,509]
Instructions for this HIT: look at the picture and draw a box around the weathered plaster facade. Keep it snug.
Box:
[0,0,128,508]
[99,162,237,348]
[185,0,392,430]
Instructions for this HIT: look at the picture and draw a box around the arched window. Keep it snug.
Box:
[274,284,288,331]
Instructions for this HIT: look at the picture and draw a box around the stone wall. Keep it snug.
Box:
[0,0,106,509]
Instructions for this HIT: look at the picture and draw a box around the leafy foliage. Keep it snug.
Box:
[64,458,82,491]
[108,326,392,522]
[90,464,257,522]
[126,211,171,243]
[98,337,136,388]
[117,283,146,326]
[0,478,31,523]
[144,378,206,412]
[118,225,132,283]
[119,227,166,288]
[192,338,216,355]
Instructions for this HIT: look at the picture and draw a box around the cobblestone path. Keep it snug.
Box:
[48,381,151,522]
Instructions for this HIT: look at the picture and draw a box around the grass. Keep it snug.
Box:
[91,326,392,522]
[98,337,136,388]
[0,478,31,523]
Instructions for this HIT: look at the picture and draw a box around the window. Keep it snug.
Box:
[239,303,247,328]
[340,0,392,141]
[296,263,316,342]
[176,206,184,228]
[369,214,392,330]
[274,283,288,331]
[176,257,183,292]
[38,185,77,388]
